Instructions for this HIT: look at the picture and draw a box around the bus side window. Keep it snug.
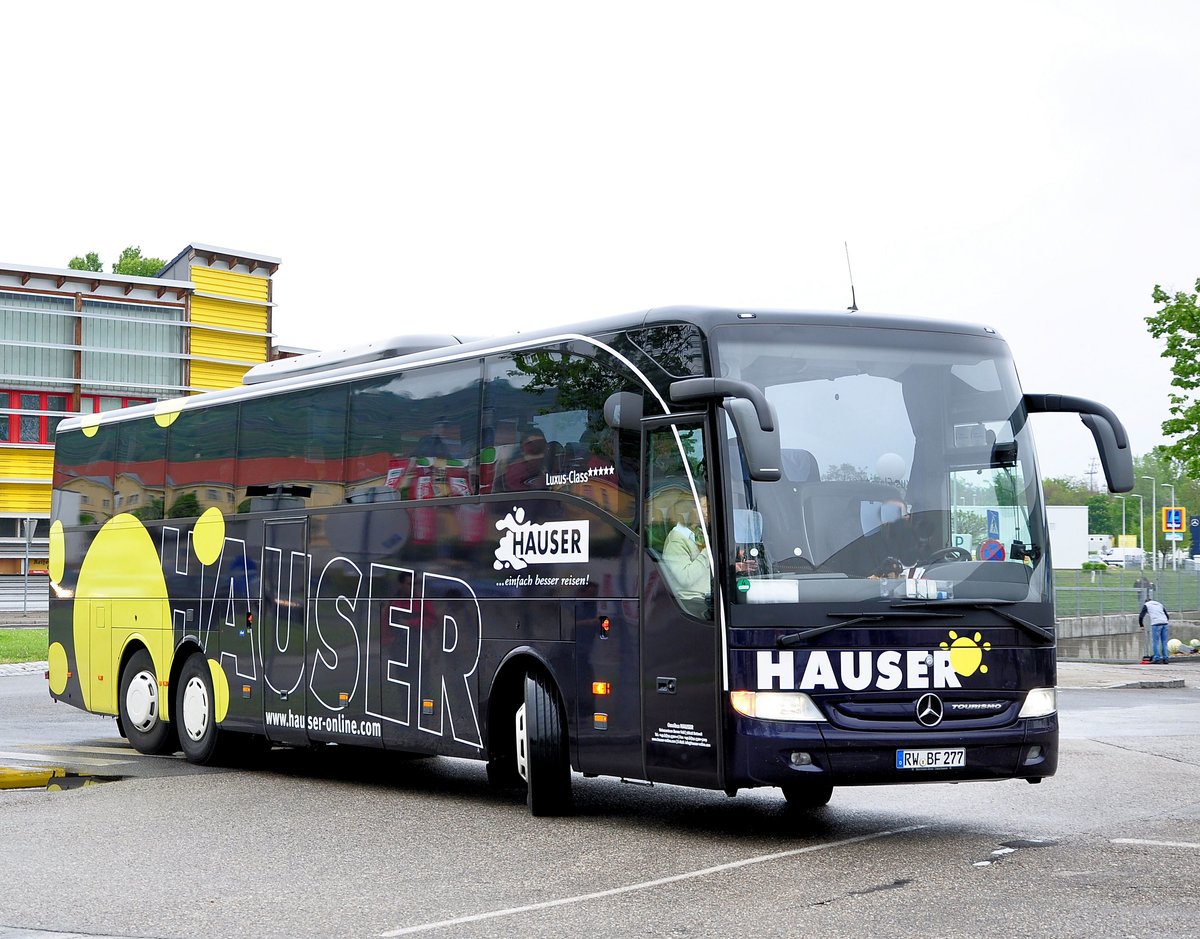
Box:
[645,423,712,619]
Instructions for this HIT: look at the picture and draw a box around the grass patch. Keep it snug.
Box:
[0,628,48,664]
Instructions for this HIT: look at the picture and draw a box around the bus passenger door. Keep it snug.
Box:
[261,518,309,746]
[640,419,723,789]
[90,602,110,713]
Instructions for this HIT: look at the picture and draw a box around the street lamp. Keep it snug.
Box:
[1132,494,1145,566]
[1164,483,1177,570]
[1115,495,1126,536]
[1142,476,1157,571]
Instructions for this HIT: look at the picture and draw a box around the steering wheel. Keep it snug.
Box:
[920,547,972,565]
[772,555,815,574]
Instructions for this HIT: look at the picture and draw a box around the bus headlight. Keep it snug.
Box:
[1017,687,1057,718]
[730,691,827,722]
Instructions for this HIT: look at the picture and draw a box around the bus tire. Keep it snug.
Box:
[118,649,175,755]
[485,680,524,791]
[176,653,227,765]
[781,781,834,809]
[524,671,573,817]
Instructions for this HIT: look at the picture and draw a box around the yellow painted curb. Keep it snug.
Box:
[0,765,65,790]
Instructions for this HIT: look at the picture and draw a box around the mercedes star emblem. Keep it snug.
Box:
[915,693,944,727]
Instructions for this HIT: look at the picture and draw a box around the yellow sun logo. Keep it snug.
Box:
[941,630,990,677]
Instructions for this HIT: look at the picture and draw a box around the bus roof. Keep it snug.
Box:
[56,305,1005,434]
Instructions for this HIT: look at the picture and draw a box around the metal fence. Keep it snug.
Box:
[0,575,49,613]
[1053,566,1200,618]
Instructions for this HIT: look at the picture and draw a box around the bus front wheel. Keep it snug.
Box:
[119,649,175,755]
[522,671,573,817]
[781,781,834,809]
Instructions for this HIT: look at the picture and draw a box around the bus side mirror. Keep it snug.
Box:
[604,392,643,431]
[723,398,782,482]
[668,378,782,482]
[1080,413,1134,492]
[1024,393,1133,492]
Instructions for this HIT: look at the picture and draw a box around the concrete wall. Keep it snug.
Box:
[1056,612,1200,662]
[1056,613,1144,663]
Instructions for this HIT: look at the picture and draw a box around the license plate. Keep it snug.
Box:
[896,748,966,769]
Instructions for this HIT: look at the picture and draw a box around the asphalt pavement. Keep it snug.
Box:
[2,610,1195,790]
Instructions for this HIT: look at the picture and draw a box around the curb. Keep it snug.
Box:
[0,765,65,790]
[0,661,48,677]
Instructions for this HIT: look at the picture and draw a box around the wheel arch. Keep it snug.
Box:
[165,638,205,723]
[486,648,571,766]
[113,635,155,717]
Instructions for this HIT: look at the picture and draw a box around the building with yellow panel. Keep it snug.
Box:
[0,244,280,574]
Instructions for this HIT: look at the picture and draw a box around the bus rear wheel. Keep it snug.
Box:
[521,671,573,817]
[119,649,175,755]
[176,653,230,765]
[781,781,834,809]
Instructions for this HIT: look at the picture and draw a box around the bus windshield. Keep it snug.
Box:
[712,324,1049,611]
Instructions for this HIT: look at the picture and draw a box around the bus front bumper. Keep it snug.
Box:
[728,714,1058,790]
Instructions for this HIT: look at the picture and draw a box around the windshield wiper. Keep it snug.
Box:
[778,608,964,648]
[971,602,1054,645]
[893,598,1054,645]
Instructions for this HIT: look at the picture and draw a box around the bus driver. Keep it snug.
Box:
[661,494,713,601]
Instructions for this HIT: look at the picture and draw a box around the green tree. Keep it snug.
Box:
[1147,279,1200,476]
[953,509,986,544]
[1087,493,1118,535]
[68,251,103,272]
[112,246,166,277]
[1042,476,1088,505]
[167,492,201,519]
[131,498,164,522]
[66,246,166,278]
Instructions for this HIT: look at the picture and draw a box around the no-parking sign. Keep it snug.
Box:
[980,538,1005,562]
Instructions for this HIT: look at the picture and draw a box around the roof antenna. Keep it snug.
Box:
[844,241,858,312]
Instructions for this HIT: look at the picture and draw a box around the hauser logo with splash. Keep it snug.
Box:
[494,507,589,571]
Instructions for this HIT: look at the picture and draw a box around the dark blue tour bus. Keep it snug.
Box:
[46,307,1133,814]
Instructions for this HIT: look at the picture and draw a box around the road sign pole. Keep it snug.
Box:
[21,517,33,614]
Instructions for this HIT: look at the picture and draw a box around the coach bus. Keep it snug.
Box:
[46,306,1132,815]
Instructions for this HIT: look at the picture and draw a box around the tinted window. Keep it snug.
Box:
[166,405,239,519]
[115,417,168,521]
[346,361,481,503]
[602,323,706,413]
[238,385,348,510]
[483,349,640,525]
[53,424,117,526]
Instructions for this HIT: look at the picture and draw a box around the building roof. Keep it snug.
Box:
[0,261,193,294]
[157,244,281,277]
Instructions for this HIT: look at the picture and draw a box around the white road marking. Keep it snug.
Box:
[32,744,140,756]
[0,749,130,768]
[379,825,926,937]
[1111,838,1200,850]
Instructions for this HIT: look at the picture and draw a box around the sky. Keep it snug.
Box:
[4,1,1198,484]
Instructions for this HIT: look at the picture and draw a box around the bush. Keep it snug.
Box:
[1082,561,1108,571]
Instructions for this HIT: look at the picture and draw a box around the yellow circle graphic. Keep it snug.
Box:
[193,507,226,566]
[208,658,230,724]
[81,414,101,438]
[48,520,65,583]
[72,514,171,712]
[154,399,183,427]
[48,642,68,695]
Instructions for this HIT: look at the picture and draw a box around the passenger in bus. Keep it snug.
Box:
[867,496,915,576]
[661,494,713,601]
[502,428,548,491]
